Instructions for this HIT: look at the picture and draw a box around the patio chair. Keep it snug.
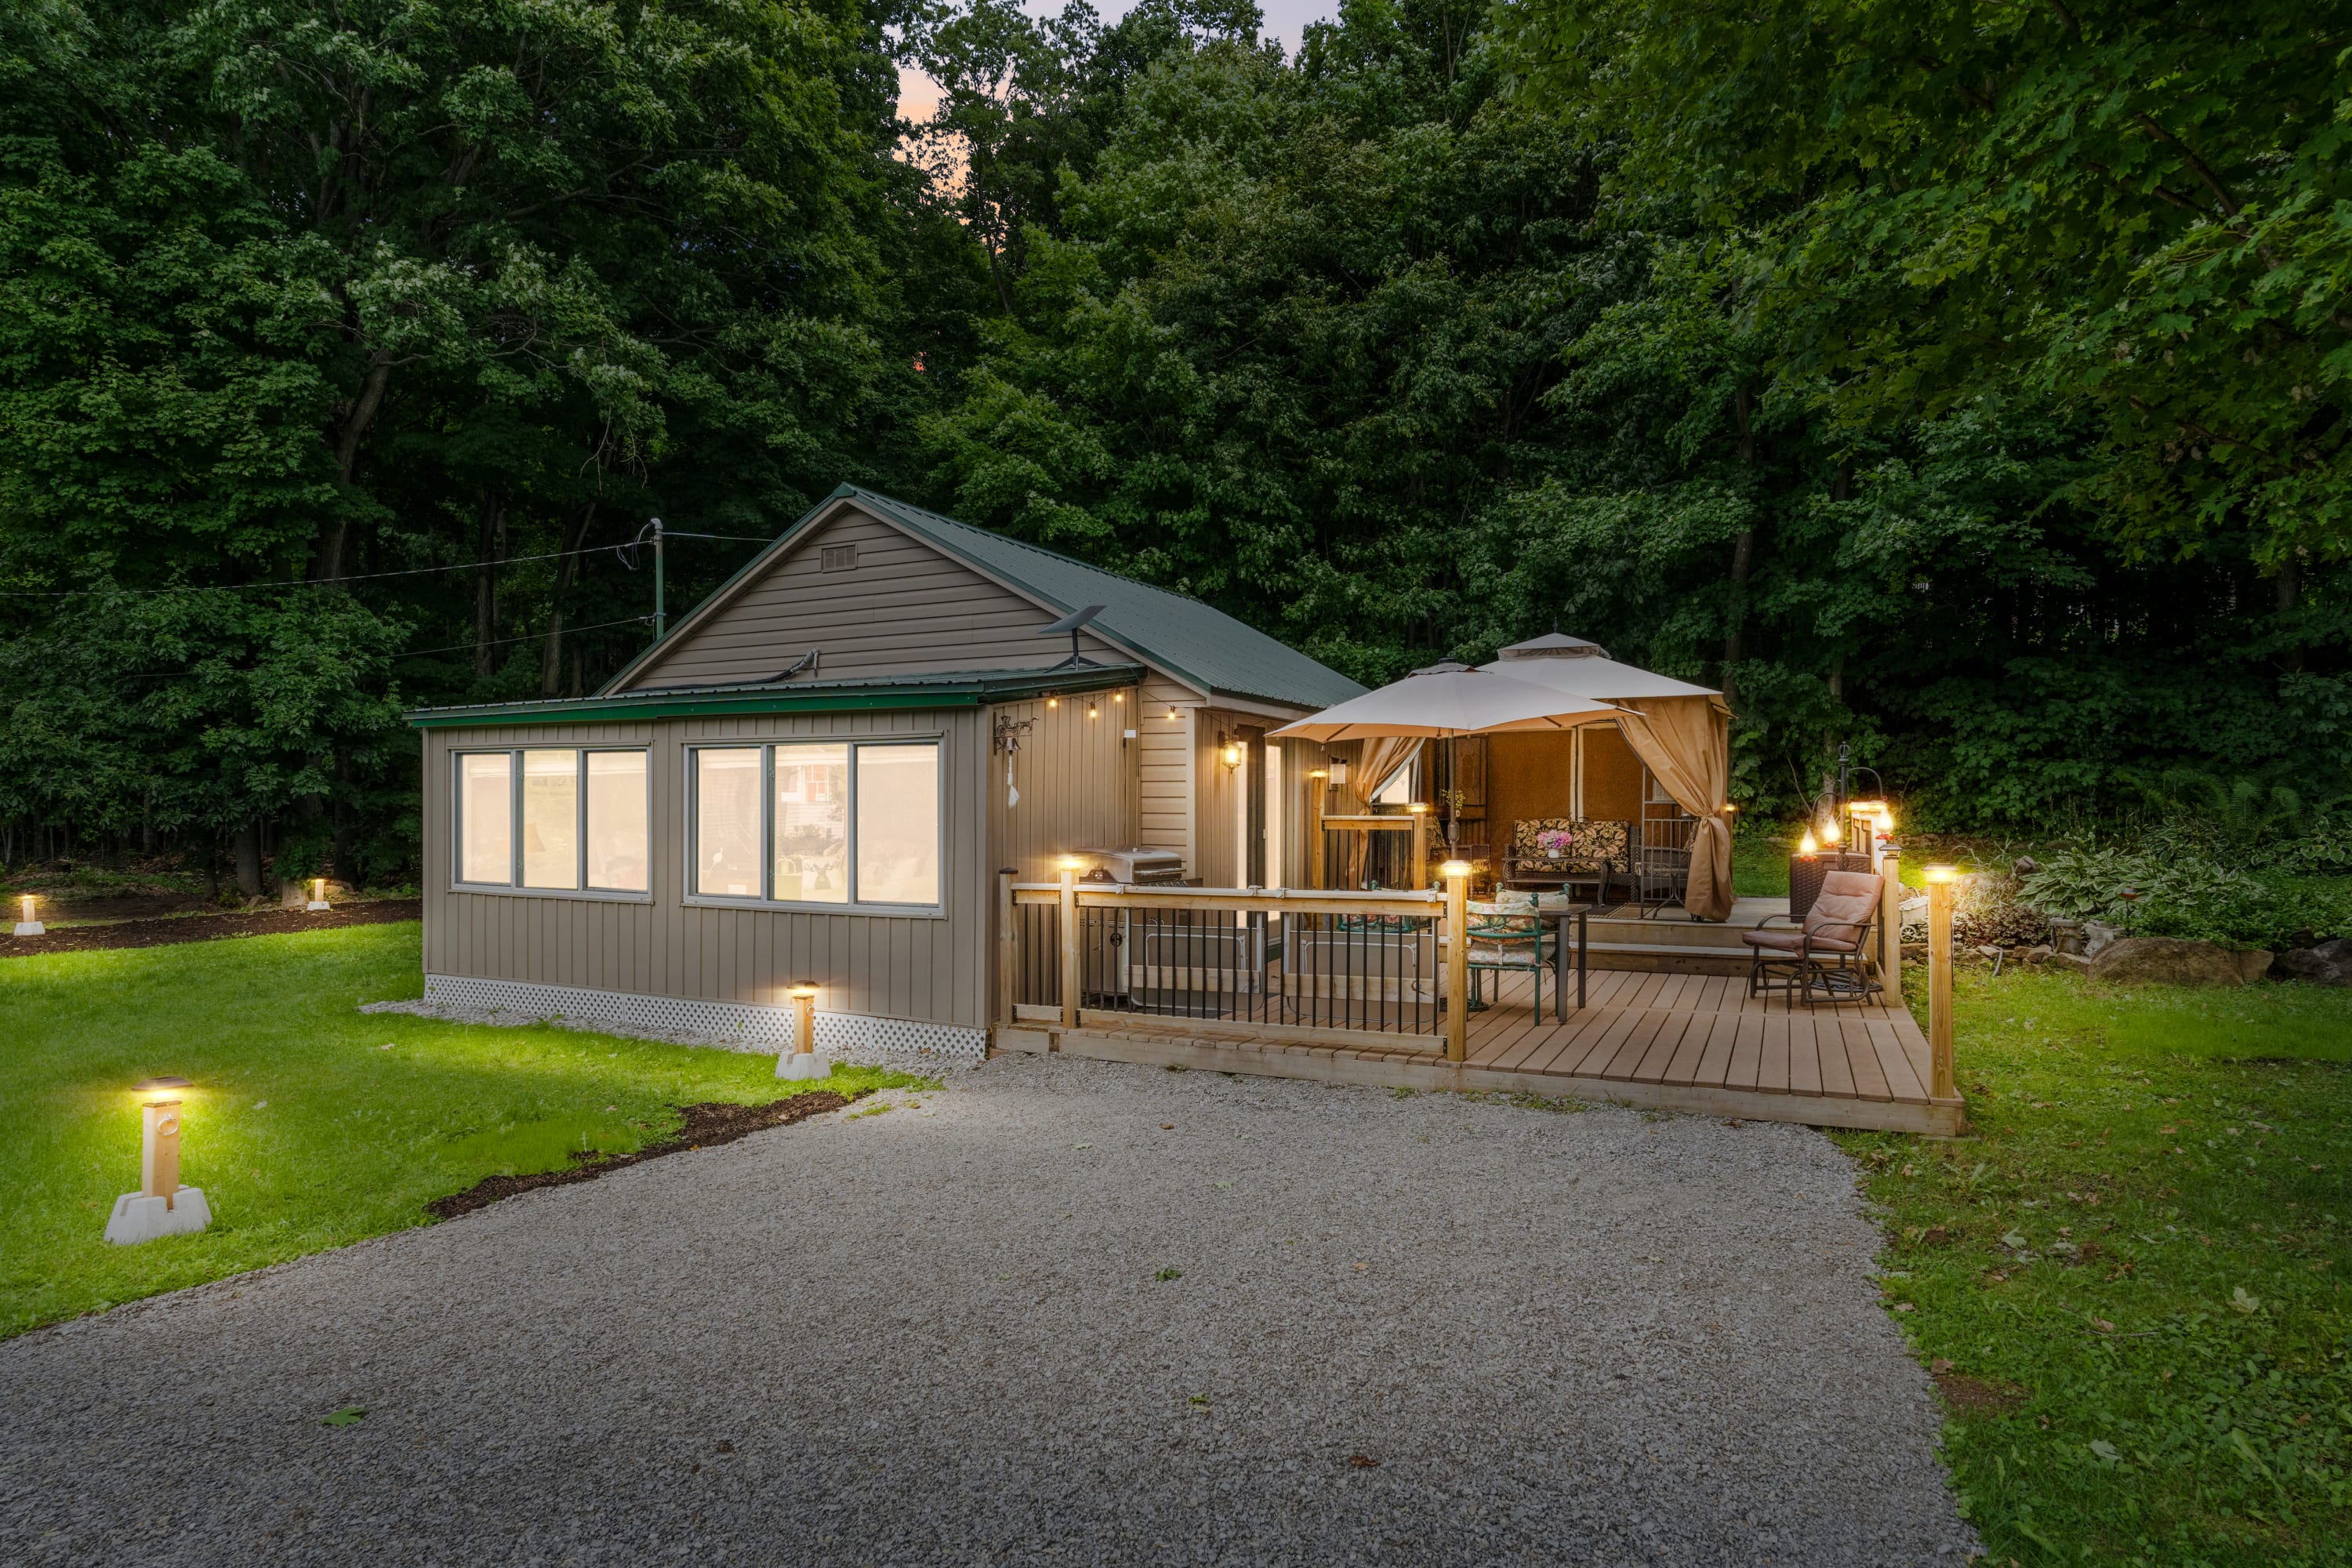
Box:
[1631,842,1691,919]
[1501,818,1628,906]
[1742,869,1884,1010]
[1461,889,1553,1014]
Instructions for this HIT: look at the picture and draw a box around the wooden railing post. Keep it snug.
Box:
[1924,865,1958,1100]
[1442,859,1470,1062]
[1878,850,1903,1007]
[1308,770,1327,889]
[996,867,1018,1028]
[1058,858,1080,1031]
[1409,804,1431,890]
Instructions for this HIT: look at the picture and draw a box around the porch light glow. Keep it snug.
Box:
[1406,801,1430,815]
[1047,696,1059,709]
[1220,742,1243,770]
[1056,854,1084,873]
[1308,768,1327,781]
[106,1076,210,1245]
[1798,829,1819,855]
[786,982,819,1001]
[1439,859,1472,879]
[1167,706,1178,721]
[1087,703,1099,719]
[1820,820,1842,844]
[1112,692,1123,704]
[13,894,38,936]
[1922,863,1960,884]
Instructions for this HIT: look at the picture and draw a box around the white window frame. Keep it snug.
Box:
[450,746,653,902]
[683,737,946,916]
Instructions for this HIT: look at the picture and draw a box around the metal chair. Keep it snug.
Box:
[1463,891,1553,1014]
[1742,869,1884,1009]
[1632,843,1691,919]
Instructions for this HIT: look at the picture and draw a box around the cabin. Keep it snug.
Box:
[407,485,1369,1063]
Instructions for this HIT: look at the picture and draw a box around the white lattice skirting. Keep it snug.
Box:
[419,975,987,1069]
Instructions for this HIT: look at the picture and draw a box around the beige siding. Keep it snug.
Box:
[421,707,990,1029]
[625,506,1121,690]
[983,688,1139,886]
[1136,675,1200,871]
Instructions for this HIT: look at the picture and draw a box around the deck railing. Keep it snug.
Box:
[1001,875,1472,1057]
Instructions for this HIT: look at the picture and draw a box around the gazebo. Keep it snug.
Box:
[1287,635,1735,921]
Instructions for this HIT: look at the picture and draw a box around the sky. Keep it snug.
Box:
[895,0,1342,122]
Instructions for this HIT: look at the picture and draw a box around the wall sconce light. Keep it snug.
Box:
[307,877,329,912]
[1327,760,1348,786]
[1166,706,1179,721]
[1219,742,1243,771]
[14,894,41,937]
[778,983,829,1081]
[105,1076,211,1244]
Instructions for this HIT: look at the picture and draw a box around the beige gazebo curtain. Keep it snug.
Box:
[1334,737,1422,885]
[1612,697,1736,921]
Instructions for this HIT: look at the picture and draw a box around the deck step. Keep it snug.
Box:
[1577,940,1751,975]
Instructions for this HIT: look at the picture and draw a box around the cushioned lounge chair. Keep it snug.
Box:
[1742,869,1884,1009]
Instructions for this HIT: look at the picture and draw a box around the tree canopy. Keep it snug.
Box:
[2,0,2347,884]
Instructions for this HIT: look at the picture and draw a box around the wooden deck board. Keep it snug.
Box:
[1050,953,1958,1133]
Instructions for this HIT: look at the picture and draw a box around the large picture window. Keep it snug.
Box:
[689,740,941,910]
[454,748,648,895]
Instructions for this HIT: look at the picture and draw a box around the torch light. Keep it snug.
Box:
[13,894,41,937]
[103,1076,212,1244]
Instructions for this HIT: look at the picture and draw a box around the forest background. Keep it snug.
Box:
[1,0,2346,890]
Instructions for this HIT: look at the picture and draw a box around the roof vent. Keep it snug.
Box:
[1497,633,1608,660]
[820,544,858,572]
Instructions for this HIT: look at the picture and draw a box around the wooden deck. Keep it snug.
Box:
[999,967,1962,1135]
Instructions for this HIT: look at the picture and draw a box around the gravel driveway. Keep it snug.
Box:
[1,1055,1973,1566]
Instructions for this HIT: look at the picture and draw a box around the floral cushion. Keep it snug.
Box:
[1512,818,1628,863]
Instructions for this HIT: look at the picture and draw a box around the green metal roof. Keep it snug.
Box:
[603,485,1367,711]
[408,665,1145,728]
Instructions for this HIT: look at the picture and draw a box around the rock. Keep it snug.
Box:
[2278,938,2352,986]
[2049,952,2093,973]
[2087,937,2270,987]
[2013,856,2040,877]
[2022,946,2054,964]
[2082,921,2123,958]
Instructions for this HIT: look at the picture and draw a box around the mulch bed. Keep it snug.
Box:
[426,1091,864,1220]
[0,898,422,958]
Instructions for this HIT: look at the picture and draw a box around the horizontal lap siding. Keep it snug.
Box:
[1137,677,1199,872]
[423,710,988,1029]
[624,509,1121,689]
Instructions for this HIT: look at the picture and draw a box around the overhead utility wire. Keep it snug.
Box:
[389,614,656,660]
[0,532,777,598]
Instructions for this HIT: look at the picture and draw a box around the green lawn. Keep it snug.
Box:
[0,922,916,1338]
[1840,968,2352,1565]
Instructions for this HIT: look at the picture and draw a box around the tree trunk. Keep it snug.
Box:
[542,501,598,695]
[233,822,263,898]
[1720,385,1760,701]
[310,356,392,583]
[2277,554,2303,672]
[474,488,506,679]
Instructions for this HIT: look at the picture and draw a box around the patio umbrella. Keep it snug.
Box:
[1268,662,1626,744]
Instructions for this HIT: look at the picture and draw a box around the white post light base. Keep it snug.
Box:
[306,901,330,912]
[13,921,43,936]
[104,1188,212,1246]
[775,1051,831,1082]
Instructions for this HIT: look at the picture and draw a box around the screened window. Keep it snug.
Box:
[690,740,941,909]
[454,748,649,895]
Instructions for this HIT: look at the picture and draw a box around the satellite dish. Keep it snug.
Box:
[1037,604,1107,670]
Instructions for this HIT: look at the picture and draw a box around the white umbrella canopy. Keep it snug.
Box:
[1269,662,1627,743]
[1476,633,1720,701]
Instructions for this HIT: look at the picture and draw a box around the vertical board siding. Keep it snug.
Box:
[983,688,1140,885]
[623,507,1123,690]
[422,708,988,1029]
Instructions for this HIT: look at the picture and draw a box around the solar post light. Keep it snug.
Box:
[104,1077,213,1245]
[1440,859,1472,1063]
[1922,866,1962,1101]
[14,894,41,936]
[776,983,829,1081]
[307,877,330,912]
